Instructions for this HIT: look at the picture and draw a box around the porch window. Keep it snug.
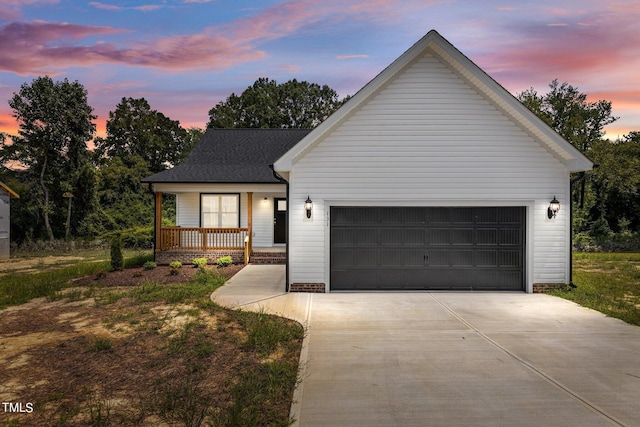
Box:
[201,194,239,227]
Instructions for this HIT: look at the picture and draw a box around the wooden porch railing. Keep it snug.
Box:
[160,227,249,250]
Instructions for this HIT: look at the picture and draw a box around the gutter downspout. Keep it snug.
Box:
[270,164,289,292]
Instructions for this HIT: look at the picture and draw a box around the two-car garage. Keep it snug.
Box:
[330,206,525,291]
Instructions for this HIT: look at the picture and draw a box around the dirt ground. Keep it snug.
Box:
[0,256,88,276]
[0,264,301,426]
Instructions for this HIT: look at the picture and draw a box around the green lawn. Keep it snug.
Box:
[0,250,152,308]
[550,252,640,326]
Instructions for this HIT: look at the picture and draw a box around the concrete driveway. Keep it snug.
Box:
[212,265,640,427]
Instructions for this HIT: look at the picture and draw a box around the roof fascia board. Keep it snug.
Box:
[0,182,19,198]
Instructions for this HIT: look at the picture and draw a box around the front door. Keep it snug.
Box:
[274,198,287,244]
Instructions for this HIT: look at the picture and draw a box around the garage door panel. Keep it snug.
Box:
[498,207,523,224]
[330,207,525,291]
[379,249,424,267]
[427,208,450,223]
[332,249,379,268]
[476,229,498,245]
[451,228,473,245]
[451,209,474,223]
[499,228,522,245]
[402,228,425,245]
[475,207,498,223]
[450,250,474,267]
[429,229,450,245]
[498,250,522,268]
[476,250,498,267]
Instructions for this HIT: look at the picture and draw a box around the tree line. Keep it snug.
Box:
[0,76,638,250]
[0,77,346,247]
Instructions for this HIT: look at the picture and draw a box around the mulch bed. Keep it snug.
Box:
[71,263,245,288]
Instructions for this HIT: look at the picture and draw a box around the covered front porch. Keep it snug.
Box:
[151,187,287,265]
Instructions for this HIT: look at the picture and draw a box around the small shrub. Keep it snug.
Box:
[95,270,108,280]
[192,257,207,268]
[216,256,233,268]
[169,260,182,276]
[110,237,124,271]
[143,261,157,271]
[91,337,113,352]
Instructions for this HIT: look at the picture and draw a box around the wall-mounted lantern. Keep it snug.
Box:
[304,196,313,218]
[547,196,560,219]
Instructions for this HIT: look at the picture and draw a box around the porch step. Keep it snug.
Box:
[250,251,286,265]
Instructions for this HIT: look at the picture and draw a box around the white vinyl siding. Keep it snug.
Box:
[0,190,9,259]
[287,50,571,291]
[176,193,199,227]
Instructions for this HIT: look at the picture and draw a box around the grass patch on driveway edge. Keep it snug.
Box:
[549,252,640,326]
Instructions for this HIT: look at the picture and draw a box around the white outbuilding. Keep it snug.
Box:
[0,182,19,259]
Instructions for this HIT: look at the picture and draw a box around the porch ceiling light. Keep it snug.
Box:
[304,196,313,218]
[547,196,560,219]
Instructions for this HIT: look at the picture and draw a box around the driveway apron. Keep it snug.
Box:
[212,266,640,427]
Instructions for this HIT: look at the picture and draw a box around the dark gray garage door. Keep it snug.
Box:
[330,207,525,291]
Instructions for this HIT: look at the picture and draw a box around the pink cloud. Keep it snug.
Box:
[0,0,444,75]
[278,65,301,73]
[0,112,18,136]
[88,2,163,12]
[336,54,369,60]
[589,90,640,110]
[88,2,121,11]
[225,0,444,44]
[477,10,640,88]
[0,20,270,74]
[0,21,126,74]
[0,0,58,20]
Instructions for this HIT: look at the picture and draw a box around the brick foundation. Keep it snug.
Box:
[533,283,571,293]
[155,250,244,266]
[290,283,326,293]
[250,252,286,265]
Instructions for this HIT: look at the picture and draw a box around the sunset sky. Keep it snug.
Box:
[1,0,639,140]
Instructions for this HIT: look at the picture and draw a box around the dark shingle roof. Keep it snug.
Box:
[142,128,311,183]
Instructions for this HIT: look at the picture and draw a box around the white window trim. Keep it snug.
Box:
[200,193,240,228]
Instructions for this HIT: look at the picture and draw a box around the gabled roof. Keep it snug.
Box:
[274,30,593,173]
[0,182,19,198]
[142,128,311,184]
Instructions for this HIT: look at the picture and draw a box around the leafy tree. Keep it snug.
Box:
[1,76,96,241]
[588,132,640,234]
[517,80,618,208]
[95,97,189,173]
[208,78,349,129]
[518,80,617,153]
[95,154,154,232]
[178,127,204,164]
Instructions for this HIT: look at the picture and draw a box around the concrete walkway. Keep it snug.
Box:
[212,265,640,427]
